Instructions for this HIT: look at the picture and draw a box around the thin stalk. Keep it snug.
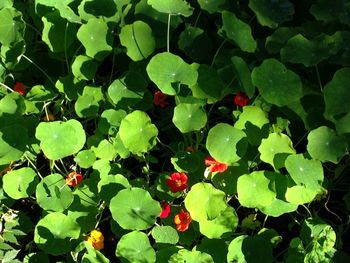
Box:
[167,14,171,52]
[64,22,70,73]
[315,65,323,91]
[211,39,227,67]
[0,82,15,92]
[21,54,55,86]
[24,155,43,180]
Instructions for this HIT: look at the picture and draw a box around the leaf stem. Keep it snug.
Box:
[167,14,171,53]
[211,39,227,67]
[0,81,15,92]
[21,54,55,86]
[24,154,43,180]
[315,65,323,91]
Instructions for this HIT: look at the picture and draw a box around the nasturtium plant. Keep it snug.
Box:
[172,102,207,133]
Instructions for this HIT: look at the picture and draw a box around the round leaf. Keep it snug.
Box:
[172,103,207,133]
[307,126,347,164]
[71,55,98,80]
[3,167,38,199]
[198,0,227,14]
[147,0,193,17]
[151,226,179,244]
[34,212,80,256]
[119,110,158,155]
[146,52,198,95]
[206,123,247,165]
[0,7,25,45]
[35,119,86,160]
[116,231,156,263]
[285,185,318,204]
[169,249,214,263]
[184,182,227,221]
[74,150,96,169]
[36,173,74,212]
[260,199,298,217]
[120,21,155,61]
[251,59,303,106]
[110,187,161,230]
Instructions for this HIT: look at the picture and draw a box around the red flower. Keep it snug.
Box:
[205,156,228,173]
[174,209,191,232]
[166,172,188,193]
[234,91,249,107]
[153,91,168,108]
[13,82,27,96]
[159,201,171,219]
[65,171,83,187]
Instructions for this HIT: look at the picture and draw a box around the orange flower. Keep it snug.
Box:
[153,91,168,108]
[166,172,188,193]
[87,230,104,250]
[204,156,228,173]
[174,209,191,232]
[234,91,249,107]
[65,171,83,187]
[13,82,27,96]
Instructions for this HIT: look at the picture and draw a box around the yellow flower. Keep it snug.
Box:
[87,230,104,250]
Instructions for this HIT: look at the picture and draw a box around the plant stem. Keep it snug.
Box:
[0,82,15,92]
[211,39,227,67]
[21,54,55,86]
[24,155,43,180]
[167,14,171,53]
[315,64,323,91]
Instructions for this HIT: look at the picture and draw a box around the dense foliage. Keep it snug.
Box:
[1,0,350,262]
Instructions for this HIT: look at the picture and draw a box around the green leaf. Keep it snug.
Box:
[248,0,294,28]
[97,109,127,135]
[258,133,295,170]
[206,123,247,165]
[231,56,255,97]
[147,0,193,17]
[265,27,298,54]
[116,231,156,263]
[23,252,50,263]
[197,239,227,263]
[307,126,347,164]
[169,249,214,263]
[335,113,350,134]
[35,0,81,23]
[110,187,161,230]
[77,17,112,61]
[74,150,96,169]
[251,59,303,106]
[151,226,179,244]
[35,119,86,160]
[3,167,38,199]
[36,173,74,212]
[34,212,80,256]
[324,68,350,120]
[77,0,119,23]
[260,198,298,217]
[119,110,158,155]
[25,85,56,102]
[184,182,227,221]
[42,11,76,53]
[0,7,25,46]
[172,102,207,133]
[220,11,256,53]
[71,55,98,81]
[146,52,198,95]
[92,139,117,160]
[120,21,155,61]
[98,173,130,203]
[197,0,227,14]
[286,185,319,205]
[310,0,350,26]
[198,206,238,239]
[285,154,324,190]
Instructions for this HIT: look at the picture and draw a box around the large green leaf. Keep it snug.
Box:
[35,119,86,160]
[231,56,255,97]
[2,167,38,199]
[169,249,214,263]
[110,187,161,230]
[147,0,193,17]
[34,212,80,256]
[310,0,350,26]
[252,59,303,106]
[77,17,112,60]
[146,52,198,95]
[206,123,247,165]
[151,226,179,245]
[0,7,25,45]
[120,21,155,61]
[248,0,294,28]
[172,102,207,133]
[184,183,227,221]
[197,0,227,14]
[220,11,256,53]
[119,110,158,155]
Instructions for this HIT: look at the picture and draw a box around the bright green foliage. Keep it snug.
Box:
[169,249,214,263]
[74,150,96,168]
[110,188,161,230]
[172,102,207,133]
[220,11,256,53]
[231,56,255,97]
[258,133,296,170]
[307,126,347,164]
[146,52,198,95]
[77,18,112,60]
[3,167,38,199]
[35,119,86,160]
[116,231,156,263]
[98,173,130,203]
[119,110,158,155]
[206,123,247,164]
[34,212,80,256]
[147,0,193,17]
[71,55,98,81]
[197,0,227,14]
[0,7,25,46]
[36,173,73,212]
[151,226,179,244]
[184,183,227,221]
[248,0,294,28]
[252,59,303,106]
[120,21,155,61]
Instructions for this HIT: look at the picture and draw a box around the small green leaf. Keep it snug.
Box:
[169,249,214,263]
[220,11,256,52]
[110,188,161,230]
[147,0,193,17]
[197,0,227,14]
[151,226,179,244]
[146,52,198,95]
[231,56,255,97]
[120,21,155,61]
[74,150,96,169]
[71,55,98,81]
[285,185,318,204]
[0,7,25,45]
[116,231,156,262]
[252,59,303,106]
[172,102,207,133]
[3,167,38,199]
